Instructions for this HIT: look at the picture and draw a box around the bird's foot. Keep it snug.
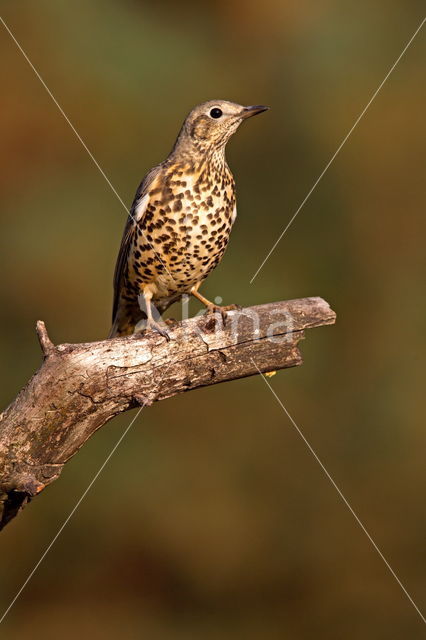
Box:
[145,319,170,341]
[205,303,241,325]
[164,317,178,327]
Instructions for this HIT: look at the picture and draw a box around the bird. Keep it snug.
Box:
[109,99,269,339]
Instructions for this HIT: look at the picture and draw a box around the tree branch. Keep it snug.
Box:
[35,320,56,358]
[0,297,335,530]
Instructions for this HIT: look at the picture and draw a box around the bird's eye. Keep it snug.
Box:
[210,108,223,119]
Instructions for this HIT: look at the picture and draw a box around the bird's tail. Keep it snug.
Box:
[108,296,177,338]
[108,301,147,338]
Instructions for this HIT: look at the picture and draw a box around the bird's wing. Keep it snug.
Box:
[111,164,162,323]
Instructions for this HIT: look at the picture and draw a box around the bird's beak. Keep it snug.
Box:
[240,105,270,119]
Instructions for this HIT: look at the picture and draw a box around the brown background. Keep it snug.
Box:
[1,1,425,638]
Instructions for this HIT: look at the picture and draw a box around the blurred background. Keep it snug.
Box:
[1,1,425,637]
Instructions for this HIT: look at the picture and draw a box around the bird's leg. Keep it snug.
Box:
[190,284,240,324]
[142,287,170,341]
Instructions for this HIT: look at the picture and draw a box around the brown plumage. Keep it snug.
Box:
[109,99,268,338]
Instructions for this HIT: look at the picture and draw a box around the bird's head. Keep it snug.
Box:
[173,100,269,158]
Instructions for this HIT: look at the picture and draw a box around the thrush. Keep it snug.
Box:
[109,99,269,339]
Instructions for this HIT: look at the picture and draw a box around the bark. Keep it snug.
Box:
[0,297,335,530]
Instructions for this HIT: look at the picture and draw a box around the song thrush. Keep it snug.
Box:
[109,99,268,338]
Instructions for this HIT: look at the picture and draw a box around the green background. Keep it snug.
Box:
[1,1,425,637]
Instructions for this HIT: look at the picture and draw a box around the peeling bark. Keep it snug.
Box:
[0,297,336,530]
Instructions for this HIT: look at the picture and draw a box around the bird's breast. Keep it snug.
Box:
[131,165,236,299]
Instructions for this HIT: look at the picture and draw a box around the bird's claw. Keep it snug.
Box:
[205,303,240,325]
[146,320,170,341]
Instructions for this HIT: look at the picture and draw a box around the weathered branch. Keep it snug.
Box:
[0,297,335,530]
[35,320,56,358]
